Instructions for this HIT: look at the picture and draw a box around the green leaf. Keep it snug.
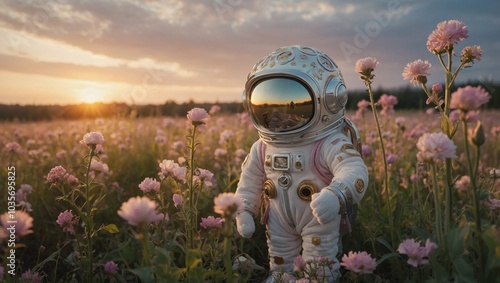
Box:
[102,224,119,234]
[376,252,401,265]
[186,249,203,269]
[155,247,171,265]
[452,258,475,283]
[445,227,467,259]
[376,236,395,253]
[410,225,432,240]
[130,267,155,283]
[430,258,450,282]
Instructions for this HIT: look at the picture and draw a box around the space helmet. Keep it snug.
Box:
[242,45,348,145]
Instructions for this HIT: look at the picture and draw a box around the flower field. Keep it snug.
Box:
[1,19,500,282]
[1,106,499,282]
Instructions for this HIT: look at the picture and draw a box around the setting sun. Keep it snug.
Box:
[79,87,104,104]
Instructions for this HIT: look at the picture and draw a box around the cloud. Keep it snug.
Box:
[0,0,499,104]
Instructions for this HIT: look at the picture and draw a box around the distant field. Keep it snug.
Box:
[0,109,498,281]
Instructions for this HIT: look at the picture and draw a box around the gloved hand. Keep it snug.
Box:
[236,211,255,238]
[310,188,341,225]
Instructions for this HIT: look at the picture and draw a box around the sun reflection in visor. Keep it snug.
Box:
[250,78,314,132]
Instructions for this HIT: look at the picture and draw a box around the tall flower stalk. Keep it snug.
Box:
[47,131,108,282]
[416,132,457,245]
[185,108,210,261]
[214,192,244,282]
[454,94,489,279]
[403,20,484,235]
[355,57,393,240]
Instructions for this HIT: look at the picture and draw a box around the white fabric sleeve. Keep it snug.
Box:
[321,134,368,207]
[235,140,266,217]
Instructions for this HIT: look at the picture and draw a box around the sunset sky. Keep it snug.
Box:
[1,0,499,105]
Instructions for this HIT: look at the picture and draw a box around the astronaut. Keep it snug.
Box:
[235,45,368,282]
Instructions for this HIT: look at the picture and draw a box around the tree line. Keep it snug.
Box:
[0,81,498,122]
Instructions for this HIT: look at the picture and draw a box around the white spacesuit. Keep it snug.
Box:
[235,45,368,282]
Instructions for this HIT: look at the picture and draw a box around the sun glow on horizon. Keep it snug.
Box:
[79,87,105,104]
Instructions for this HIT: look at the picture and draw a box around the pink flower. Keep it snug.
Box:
[15,184,33,211]
[461,45,483,63]
[402,59,432,85]
[173,193,183,208]
[89,160,109,175]
[449,110,460,123]
[340,251,377,274]
[200,216,224,229]
[293,255,306,272]
[3,142,23,154]
[213,192,244,219]
[450,86,490,111]
[46,165,68,184]
[193,168,215,188]
[465,110,480,123]
[104,261,119,276]
[454,175,470,193]
[491,127,500,137]
[378,94,398,115]
[483,198,500,210]
[361,145,372,157]
[416,132,457,163]
[357,99,370,110]
[355,57,379,81]
[0,211,33,239]
[432,83,442,93]
[138,177,161,193]
[56,210,78,235]
[386,153,397,164]
[20,269,42,283]
[355,57,379,74]
[187,107,209,125]
[158,159,187,183]
[219,129,235,145]
[172,141,184,151]
[117,196,164,227]
[81,131,105,148]
[427,20,468,54]
[397,238,437,267]
[234,148,247,163]
[66,174,79,184]
[214,148,227,157]
[209,105,221,115]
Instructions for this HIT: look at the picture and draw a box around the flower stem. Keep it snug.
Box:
[187,125,198,250]
[141,227,152,266]
[461,119,485,280]
[442,50,454,235]
[223,216,234,282]
[430,163,444,245]
[84,148,95,283]
[366,82,393,242]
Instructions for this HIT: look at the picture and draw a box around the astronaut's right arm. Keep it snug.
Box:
[235,140,266,238]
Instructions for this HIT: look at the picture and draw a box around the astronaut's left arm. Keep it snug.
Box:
[310,134,368,225]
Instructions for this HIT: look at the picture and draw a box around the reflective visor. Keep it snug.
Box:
[249,78,314,132]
